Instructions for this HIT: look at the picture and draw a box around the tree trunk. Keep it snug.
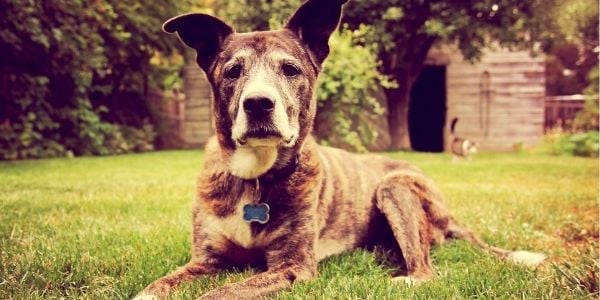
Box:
[386,70,413,150]
[383,36,435,151]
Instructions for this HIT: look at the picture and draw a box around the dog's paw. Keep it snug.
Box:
[132,294,158,300]
[508,250,546,267]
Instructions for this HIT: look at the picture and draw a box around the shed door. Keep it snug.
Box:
[409,65,447,152]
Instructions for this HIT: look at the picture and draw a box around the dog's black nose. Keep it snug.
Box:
[243,96,274,119]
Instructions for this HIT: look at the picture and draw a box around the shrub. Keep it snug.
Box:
[543,128,599,157]
[0,1,183,160]
[314,26,396,152]
[573,67,599,131]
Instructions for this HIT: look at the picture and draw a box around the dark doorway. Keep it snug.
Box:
[409,65,447,152]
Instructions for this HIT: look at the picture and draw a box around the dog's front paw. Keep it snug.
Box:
[133,281,172,300]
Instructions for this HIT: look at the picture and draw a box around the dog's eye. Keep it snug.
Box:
[282,63,300,77]
[224,64,242,79]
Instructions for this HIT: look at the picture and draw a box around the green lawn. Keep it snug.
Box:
[0,151,598,299]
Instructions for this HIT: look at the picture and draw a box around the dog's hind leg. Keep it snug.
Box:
[133,260,218,300]
[375,168,545,287]
[374,169,451,285]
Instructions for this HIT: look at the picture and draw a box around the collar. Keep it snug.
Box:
[257,154,300,184]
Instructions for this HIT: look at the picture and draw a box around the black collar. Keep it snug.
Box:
[258,154,300,184]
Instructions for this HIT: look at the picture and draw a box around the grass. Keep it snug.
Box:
[0,150,598,299]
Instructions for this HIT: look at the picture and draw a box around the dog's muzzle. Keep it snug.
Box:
[233,91,297,148]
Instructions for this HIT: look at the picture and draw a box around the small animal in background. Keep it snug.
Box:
[450,117,478,162]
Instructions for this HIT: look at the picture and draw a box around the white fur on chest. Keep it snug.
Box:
[202,198,254,248]
[200,192,277,249]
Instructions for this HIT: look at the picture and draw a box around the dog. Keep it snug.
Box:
[134,1,545,299]
[450,117,478,162]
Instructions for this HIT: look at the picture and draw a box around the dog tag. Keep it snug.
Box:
[243,203,270,224]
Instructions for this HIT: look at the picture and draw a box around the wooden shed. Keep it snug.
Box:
[181,53,213,148]
[411,46,546,152]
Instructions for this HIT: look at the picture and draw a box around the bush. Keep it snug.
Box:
[543,129,599,157]
[573,67,599,131]
[314,26,396,152]
[0,1,183,160]
[543,67,599,158]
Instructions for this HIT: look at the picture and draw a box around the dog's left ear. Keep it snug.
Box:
[163,13,234,72]
[285,0,348,65]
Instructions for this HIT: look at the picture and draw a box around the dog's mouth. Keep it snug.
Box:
[235,129,296,148]
[245,129,282,139]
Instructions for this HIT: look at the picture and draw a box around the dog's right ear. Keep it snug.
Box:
[163,13,234,71]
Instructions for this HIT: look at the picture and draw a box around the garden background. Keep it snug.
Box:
[0,0,598,299]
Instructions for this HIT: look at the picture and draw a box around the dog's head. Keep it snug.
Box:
[164,0,346,178]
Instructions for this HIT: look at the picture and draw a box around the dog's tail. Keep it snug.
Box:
[450,117,459,134]
[445,220,546,267]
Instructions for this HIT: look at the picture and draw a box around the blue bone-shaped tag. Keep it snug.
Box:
[243,203,270,224]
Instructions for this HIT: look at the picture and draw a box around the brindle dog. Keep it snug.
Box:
[134,1,545,299]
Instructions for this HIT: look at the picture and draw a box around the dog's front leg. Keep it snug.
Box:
[134,260,219,300]
[198,265,315,300]
[199,239,317,300]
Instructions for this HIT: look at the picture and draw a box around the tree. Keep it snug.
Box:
[209,0,301,32]
[545,0,598,96]
[0,1,188,159]
[343,0,558,150]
